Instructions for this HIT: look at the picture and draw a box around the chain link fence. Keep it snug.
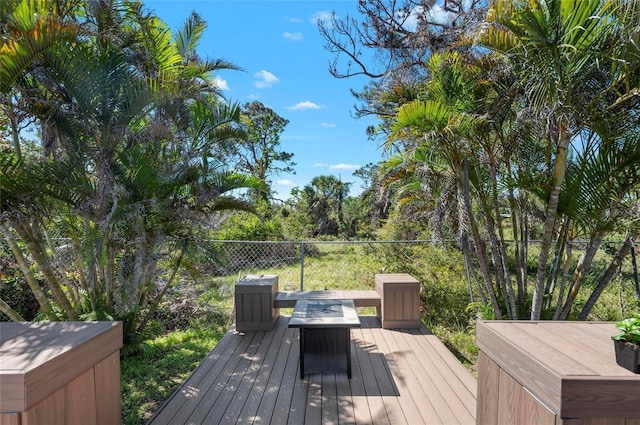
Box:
[204,240,439,291]
[2,238,638,326]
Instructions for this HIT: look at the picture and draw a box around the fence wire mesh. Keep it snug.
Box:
[2,238,638,327]
[203,240,438,291]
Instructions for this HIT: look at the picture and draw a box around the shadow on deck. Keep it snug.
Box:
[147,316,477,425]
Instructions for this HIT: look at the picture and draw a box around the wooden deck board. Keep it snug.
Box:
[148,316,477,425]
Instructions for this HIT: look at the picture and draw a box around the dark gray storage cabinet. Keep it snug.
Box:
[235,274,279,331]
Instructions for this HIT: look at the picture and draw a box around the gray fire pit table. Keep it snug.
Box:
[288,299,361,379]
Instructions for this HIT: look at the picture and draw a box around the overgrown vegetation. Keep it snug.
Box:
[2,1,640,422]
[122,241,639,422]
[121,324,226,424]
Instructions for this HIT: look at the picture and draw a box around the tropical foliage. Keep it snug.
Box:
[0,0,264,341]
[3,0,640,344]
[322,0,640,320]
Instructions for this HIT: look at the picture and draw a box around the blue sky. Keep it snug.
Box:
[146,1,382,199]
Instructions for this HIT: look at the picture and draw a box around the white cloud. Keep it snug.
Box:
[313,163,329,167]
[321,122,336,128]
[400,6,422,31]
[213,77,229,91]
[428,4,455,26]
[286,101,323,110]
[253,70,279,89]
[311,10,333,24]
[329,163,361,172]
[283,31,303,41]
[276,179,296,186]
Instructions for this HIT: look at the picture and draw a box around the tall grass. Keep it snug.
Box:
[122,241,639,422]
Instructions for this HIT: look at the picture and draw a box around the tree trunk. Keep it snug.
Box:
[531,120,570,320]
[458,160,502,318]
[488,159,517,318]
[553,240,574,320]
[507,187,525,309]
[578,236,633,320]
[0,297,25,321]
[520,197,530,305]
[559,231,604,320]
[137,251,184,333]
[1,224,57,320]
[9,107,22,162]
[12,218,78,320]
[545,221,568,309]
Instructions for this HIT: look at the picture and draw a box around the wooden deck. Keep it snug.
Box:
[148,316,477,425]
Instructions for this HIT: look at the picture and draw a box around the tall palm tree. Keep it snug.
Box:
[0,0,264,339]
[480,0,640,319]
[388,51,506,317]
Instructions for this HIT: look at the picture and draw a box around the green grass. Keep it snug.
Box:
[120,241,639,423]
[120,323,227,424]
[220,243,386,292]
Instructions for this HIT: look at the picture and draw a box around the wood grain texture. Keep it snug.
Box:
[65,368,97,425]
[562,377,640,418]
[476,352,500,425]
[477,321,640,425]
[274,290,381,309]
[94,352,121,425]
[0,413,20,425]
[0,322,122,413]
[22,387,65,425]
[149,315,476,425]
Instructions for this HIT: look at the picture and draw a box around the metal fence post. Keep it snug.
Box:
[300,242,305,291]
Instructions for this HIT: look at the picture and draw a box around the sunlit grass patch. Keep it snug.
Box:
[121,326,225,425]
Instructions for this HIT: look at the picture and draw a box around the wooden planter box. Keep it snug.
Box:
[375,273,420,329]
[476,321,640,425]
[0,321,123,425]
[235,274,279,331]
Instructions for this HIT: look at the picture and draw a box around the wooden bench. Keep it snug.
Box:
[235,273,420,331]
[274,290,381,309]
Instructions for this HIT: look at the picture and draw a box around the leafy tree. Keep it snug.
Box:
[0,0,264,341]
[353,162,391,229]
[301,175,352,237]
[230,101,294,202]
[481,0,640,319]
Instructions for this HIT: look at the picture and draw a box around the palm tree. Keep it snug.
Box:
[480,0,640,319]
[0,0,264,340]
[303,175,351,237]
[388,51,507,318]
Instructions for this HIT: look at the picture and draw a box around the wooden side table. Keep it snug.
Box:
[375,273,420,329]
[235,274,279,331]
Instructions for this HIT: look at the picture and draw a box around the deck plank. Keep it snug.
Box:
[405,328,476,423]
[380,328,444,425]
[148,316,477,425]
[362,325,407,425]
[346,330,372,425]
[352,326,391,425]
[230,317,288,423]
[253,324,296,423]
[274,291,381,309]
[198,332,266,424]
[147,326,240,423]
[321,373,339,425]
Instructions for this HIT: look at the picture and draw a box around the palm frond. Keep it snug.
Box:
[0,0,81,92]
[174,12,206,59]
